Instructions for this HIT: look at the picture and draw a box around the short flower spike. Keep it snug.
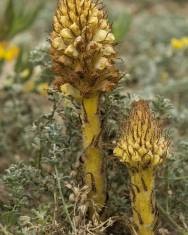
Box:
[51,0,120,96]
[114,101,170,235]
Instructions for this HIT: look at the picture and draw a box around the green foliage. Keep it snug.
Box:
[0,0,45,40]
[0,90,35,160]
[31,91,82,171]
[112,12,132,42]
[29,43,54,82]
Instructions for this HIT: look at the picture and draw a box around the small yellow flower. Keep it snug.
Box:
[0,41,20,61]
[20,69,30,80]
[23,80,35,93]
[36,83,49,96]
[171,37,188,49]
[4,46,20,61]
[160,71,169,82]
[171,38,183,49]
[0,42,8,59]
[181,37,188,47]
[0,45,5,59]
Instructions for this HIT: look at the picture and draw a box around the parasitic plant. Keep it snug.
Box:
[50,0,120,214]
[114,101,170,235]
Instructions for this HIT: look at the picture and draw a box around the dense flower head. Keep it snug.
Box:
[114,100,169,170]
[51,0,120,96]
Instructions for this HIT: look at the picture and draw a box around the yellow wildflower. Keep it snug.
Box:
[0,41,20,61]
[23,80,35,93]
[160,71,169,83]
[171,38,183,49]
[171,37,188,49]
[20,69,30,80]
[36,83,49,96]
[0,44,5,59]
[4,46,20,61]
[181,37,188,47]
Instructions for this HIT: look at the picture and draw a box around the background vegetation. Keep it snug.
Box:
[0,0,187,234]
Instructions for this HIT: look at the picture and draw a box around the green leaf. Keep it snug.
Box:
[112,12,132,42]
[14,47,24,73]
[8,1,45,39]
[14,48,33,81]
[0,0,15,40]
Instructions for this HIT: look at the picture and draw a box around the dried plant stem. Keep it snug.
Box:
[81,93,106,216]
[157,203,185,234]
[54,165,75,231]
[130,168,156,235]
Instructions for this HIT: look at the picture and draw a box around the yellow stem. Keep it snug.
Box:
[81,93,106,215]
[130,168,156,235]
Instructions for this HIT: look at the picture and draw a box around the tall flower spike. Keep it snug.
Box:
[114,101,170,235]
[50,0,121,217]
[51,0,120,96]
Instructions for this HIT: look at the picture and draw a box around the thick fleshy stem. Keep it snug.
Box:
[129,168,156,235]
[81,93,106,216]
